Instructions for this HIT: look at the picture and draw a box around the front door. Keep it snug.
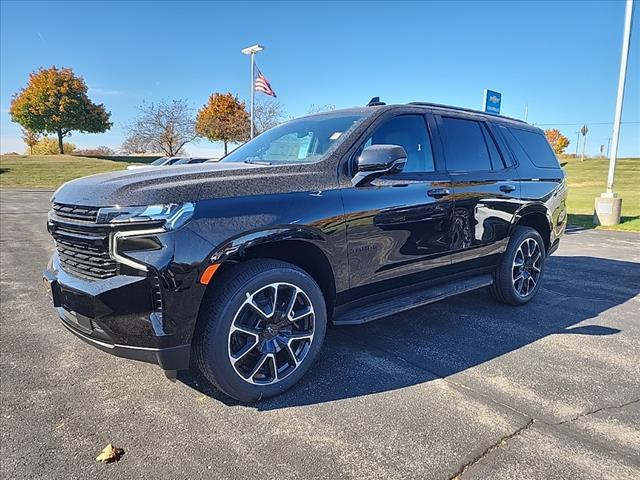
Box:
[341,113,454,299]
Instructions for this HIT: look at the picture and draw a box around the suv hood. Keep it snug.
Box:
[52,161,332,207]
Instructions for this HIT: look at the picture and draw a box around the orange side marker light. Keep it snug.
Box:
[199,264,220,285]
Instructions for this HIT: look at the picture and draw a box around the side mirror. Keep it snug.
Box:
[352,144,407,186]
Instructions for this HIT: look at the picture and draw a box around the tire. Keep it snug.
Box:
[194,259,327,402]
[489,226,546,306]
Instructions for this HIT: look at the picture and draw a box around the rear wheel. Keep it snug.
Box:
[195,259,327,402]
[490,226,546,305]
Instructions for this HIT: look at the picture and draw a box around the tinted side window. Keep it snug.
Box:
[441,117,493,171]
[361,115,435,173]
[506,127,560,168]
[481,124,506,170]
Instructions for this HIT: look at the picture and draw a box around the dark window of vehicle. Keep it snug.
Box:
[506,127,560,168]
[481,124,506,170]
[360,115,435,173]
[440,117,493,171]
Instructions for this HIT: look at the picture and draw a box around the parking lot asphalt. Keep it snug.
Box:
[1,189,639,479]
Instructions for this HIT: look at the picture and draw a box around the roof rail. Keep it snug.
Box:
[407,102,527,124]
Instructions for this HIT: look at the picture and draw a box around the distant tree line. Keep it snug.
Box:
[10,67,576,160]
[122,94,287,156]
[10,65,292,156]
[21,131,77,155]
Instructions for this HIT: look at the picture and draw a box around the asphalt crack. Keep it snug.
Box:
[336,329,640,479]
[449,419,535,480]
[554,398,640,426]
[336,329,537,479]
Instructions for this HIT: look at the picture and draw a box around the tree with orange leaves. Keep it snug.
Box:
[196,93,249,155]
[10,66,112,154]
[544,129,570,155]
[21,128,40,155]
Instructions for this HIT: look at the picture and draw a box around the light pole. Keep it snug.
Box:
[241,44,264,139]
[595,0,634,226]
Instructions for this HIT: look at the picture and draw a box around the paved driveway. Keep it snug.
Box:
[1,189,639,479]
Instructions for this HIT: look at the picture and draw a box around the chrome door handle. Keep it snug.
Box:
[500,184,516,193]
[427,188,450,198]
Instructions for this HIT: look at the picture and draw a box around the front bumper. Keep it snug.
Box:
[58,308,190,370]
[43,256,191,371]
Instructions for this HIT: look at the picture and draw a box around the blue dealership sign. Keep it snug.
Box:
[483,89,501,115]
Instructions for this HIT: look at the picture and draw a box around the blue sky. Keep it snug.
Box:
[1,0,639,157]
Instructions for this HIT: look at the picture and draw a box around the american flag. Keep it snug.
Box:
[254,66,276,97]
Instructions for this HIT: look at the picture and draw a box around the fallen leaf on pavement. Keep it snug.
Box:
[95,443,124,463]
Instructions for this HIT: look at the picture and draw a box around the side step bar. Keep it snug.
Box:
[332,274,493,326]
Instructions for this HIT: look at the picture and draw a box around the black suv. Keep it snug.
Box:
[44,102,567,402]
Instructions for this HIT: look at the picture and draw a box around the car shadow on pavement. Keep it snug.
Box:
[179,255,639,409]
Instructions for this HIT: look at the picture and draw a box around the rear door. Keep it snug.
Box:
[434,114,521,271]
[341,113,454,298]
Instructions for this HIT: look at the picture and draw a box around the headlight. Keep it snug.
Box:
[100,203,195,272]
[97,202,195,230]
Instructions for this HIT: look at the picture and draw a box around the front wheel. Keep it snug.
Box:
[194,259,327,402]
[489,226,546,305]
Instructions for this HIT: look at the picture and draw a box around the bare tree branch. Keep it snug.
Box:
[254,98,287,135]
[307,104,336,114]
[121,99,197,156]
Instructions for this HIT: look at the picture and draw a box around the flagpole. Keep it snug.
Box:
[606,0,633,195]
[250,52,255,139]
[594,0,634,226]
[241,44,264,140]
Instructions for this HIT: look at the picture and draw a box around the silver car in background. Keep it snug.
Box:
[127,156,214,170]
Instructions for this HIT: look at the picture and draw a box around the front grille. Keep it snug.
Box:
[52,223,118,280]
[52,203,100,222]
[49,203,119,280]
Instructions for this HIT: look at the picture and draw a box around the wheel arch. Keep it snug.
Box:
[512,206,552,251]
[199,227,338,319]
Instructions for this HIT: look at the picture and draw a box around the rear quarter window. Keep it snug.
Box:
[504,127,560,169]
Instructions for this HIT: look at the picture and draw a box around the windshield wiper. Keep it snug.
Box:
[244,159,273,165]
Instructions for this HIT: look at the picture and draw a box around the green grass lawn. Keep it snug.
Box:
[0,154,129,188]
[562,157,639,232]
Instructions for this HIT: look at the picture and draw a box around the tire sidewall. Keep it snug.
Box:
[199,264,327,402]
[500,228,546,305]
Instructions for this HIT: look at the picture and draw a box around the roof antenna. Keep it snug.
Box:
[367,97,386,107]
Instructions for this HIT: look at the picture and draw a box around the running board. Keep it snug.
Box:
[332,274,493,326]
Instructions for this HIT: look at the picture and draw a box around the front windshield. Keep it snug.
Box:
[222,111,365,165]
